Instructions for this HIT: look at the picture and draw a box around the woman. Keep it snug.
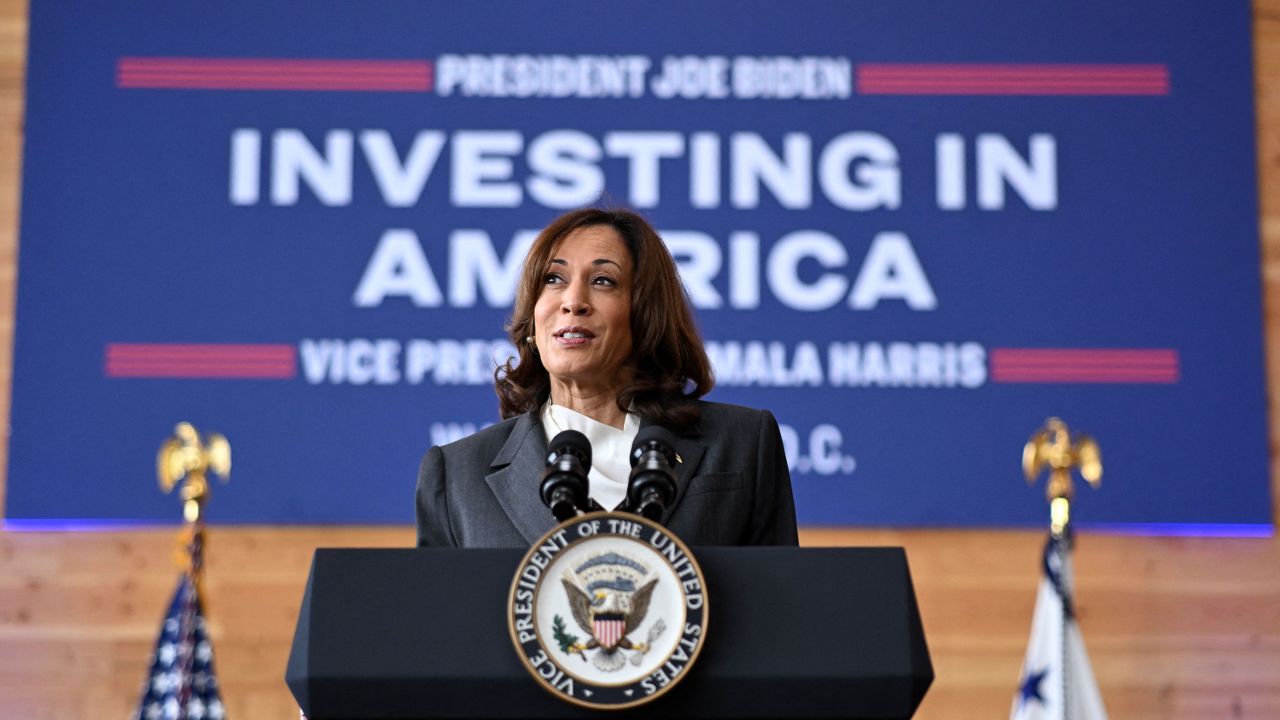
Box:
[416,208,797,547]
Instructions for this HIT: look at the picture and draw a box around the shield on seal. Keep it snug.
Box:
[593,614,625,649]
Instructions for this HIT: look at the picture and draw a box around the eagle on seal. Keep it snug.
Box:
[561,568,658,672]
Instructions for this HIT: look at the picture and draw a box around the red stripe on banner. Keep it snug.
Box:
[990,348,1179,383]
[106,364,297,379]
[860,63,1169,78]
[118,77,431,91]
[991,348,1178,365]
[992,375,1178,384]
[107,343,295,359]
[990,366,1180,376]
[860,84,1168,96]
[119,58,430,73]
[856,63,1169,95]
[859,84,1168,96]
[116,57,433,92]
[105,344,297,379]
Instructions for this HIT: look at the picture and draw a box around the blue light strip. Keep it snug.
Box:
[1,519,180,532]
[1074,522,1274,538]
[2,518,1274,537]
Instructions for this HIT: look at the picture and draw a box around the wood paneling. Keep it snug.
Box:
[0,1,1277,718]
[1,528,1276,718]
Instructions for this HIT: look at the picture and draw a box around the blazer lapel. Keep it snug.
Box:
[484,412,557,545]
[651,420,707,526]
[485,409,709,539]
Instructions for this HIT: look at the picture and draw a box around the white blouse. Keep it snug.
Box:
[539,403,640,511]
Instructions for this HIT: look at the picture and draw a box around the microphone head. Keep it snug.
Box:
[631,425,678,466]
[548,429,592,469]
[542,429,592,521]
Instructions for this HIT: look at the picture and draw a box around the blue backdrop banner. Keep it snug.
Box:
[8,0,1270,531]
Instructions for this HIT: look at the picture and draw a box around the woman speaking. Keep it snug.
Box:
[416,208,797,547]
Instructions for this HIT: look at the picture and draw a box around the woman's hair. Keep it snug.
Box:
[495,207,714,431]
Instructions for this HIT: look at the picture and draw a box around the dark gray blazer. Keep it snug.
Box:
[416,401,798,547]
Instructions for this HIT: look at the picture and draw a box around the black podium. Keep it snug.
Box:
[286,547,932,719]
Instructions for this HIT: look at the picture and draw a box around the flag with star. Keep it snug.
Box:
[131,532,226,720]
[1010,533,1107,720]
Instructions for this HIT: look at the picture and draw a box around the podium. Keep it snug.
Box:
[286,547,932,719]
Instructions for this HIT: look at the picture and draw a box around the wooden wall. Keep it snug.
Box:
[1,1,1278,718]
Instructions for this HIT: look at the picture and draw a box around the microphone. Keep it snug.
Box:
[626,426,679,522]
[540,430,592,522]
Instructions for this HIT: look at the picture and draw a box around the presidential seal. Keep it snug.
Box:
[507,511,709,710]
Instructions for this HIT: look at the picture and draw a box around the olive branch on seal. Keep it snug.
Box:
[551,614,580,655]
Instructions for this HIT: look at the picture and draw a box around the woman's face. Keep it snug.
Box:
[533,225,634,394]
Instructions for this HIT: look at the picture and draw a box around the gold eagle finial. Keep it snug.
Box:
[1022,417,1101,535]
[157,422,231,524]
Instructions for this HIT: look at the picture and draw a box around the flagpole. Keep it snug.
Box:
[158,422,231,597]
[1022,418,1102,720]
[133,422,231,720]
[1059,534,1068,720]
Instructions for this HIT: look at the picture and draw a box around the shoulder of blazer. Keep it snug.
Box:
[436,410,543,469]
[689,400,770,435]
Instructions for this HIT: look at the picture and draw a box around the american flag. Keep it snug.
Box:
[132,534,226,720]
